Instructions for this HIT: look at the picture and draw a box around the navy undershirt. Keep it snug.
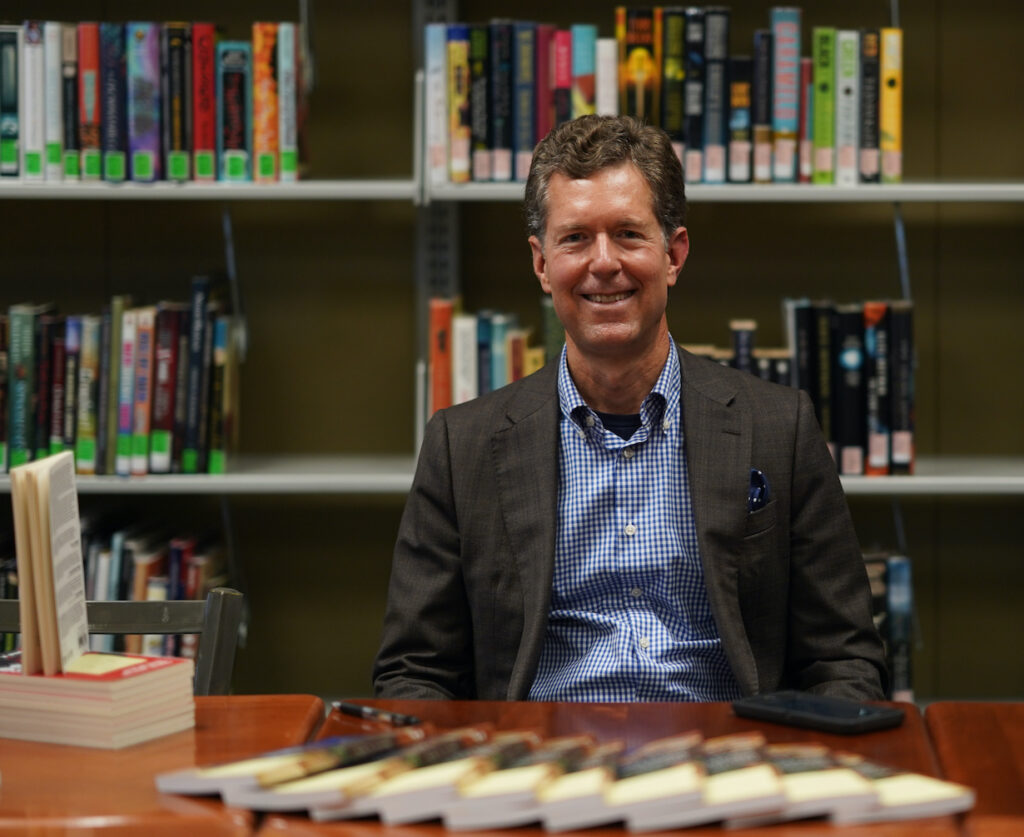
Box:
[594,410,643,441]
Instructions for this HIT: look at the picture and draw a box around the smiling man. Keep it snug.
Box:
[373,115,886,702]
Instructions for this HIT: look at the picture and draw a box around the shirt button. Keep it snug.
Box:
[630,587,643,599]
[662,418,672,430]
[639,637,650,650]
[623,447,635,459]
[585,415,596,427]
[624,523,637,536]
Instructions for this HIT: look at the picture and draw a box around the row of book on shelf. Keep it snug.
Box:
[428,295,914,478]
[0,275,241,476]
[428,6,902,187]
[154,709,973,827]
[0,19,308,184]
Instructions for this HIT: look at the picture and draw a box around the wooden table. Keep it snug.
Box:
[0,693,325,836]
[925,702,1024,837]
[258,699,960,837]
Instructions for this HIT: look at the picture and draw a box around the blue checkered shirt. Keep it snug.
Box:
[528,340,742,702]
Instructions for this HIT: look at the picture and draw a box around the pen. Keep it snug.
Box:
[333,700,422,727]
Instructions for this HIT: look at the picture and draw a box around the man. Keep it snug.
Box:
[373,115,886,702]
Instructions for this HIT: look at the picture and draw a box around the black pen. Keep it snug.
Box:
[333,700,422,727]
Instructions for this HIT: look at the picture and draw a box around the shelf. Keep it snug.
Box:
[0,179,418,201]
[427,181,1024,204]
[1,454,1021,496]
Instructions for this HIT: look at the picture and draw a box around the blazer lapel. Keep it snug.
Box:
[679,348,759,694]
[491,364,560,699]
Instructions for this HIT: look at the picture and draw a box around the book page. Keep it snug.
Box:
[44,451,91,672]
[9,468,43,675]
[25,466,61,674]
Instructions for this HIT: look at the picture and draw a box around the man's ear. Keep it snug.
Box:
[529,235,551,294]
[666,226,689,288]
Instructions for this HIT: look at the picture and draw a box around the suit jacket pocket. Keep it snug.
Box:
[744,500,778,538]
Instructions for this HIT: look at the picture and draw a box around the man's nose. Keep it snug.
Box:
[591,234,621,272]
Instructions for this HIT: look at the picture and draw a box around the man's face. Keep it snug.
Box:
[529,162,688,366]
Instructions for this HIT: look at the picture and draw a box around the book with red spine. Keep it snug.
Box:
[190,22,216,181]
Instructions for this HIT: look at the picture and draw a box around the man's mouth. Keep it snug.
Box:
[584,291,633,303]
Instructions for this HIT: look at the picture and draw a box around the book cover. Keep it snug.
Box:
[252,22,279,183]
[171,313,190,472]
[93,309,111,473]
[0,26,22,177]
[126,22,162,183]
[277,21,298,182]
[701,7,729,184]
[447,23,471,184]
[76,22,101,180]
[150,302,186,474]
[115,308,136,477]
[879,27,902,183]
[216,41,252,182]
[424,23,448,188]
[468,23,491,182]
[429,297,454,415]
[751,29,773,184]
[488,20,514,182]
[660,7,685,160]
[863,300,891,476]
[474,310,493,396]
[812,27,837,185]
[797,56,813,183]
[595,37,618,118]
[47,329,66,457]
[513,21,536,181]
[7,304,52,467]
[183,276,211,473]
[534,23,554,143]
[831,302,866,475]
[191,22,216,181]
[74,315,101,475]
[33,315,62,461]
[727,55,752,183]
[43,21,63,180]
[451,312,478,406]
[161,22,191,182]
[206,315,231,474]
[888,299,914,474]
[835,29,861,188]
[538,741,624,830]
[570,23,597,121]
[60,23,79,179]
[886,553,913,702]
[21,21,46,181]
[770,7,801,182]
[681,8,705,182]
[616,7,657,124]
[551,29,572,128]
[489,312,512,391]
[99,22,128,182]
[104,295,131,475]
[859,29,881,183]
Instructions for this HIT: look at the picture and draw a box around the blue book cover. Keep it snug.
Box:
[512,21,535,182]
[476,310,493,396]
[570,23,596,119]
[99,22,127,181]
[215,41,252,181]
[126,22,162,181]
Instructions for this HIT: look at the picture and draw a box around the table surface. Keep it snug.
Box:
[258,699,961,837]
[0,693,325,836]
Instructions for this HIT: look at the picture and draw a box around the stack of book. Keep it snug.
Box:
[154,723,975,828]
[0,19,307,184]
[0,450,195,749]
[426,7,902,186]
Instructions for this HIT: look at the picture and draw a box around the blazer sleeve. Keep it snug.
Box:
[372,410,476,699]
[785,389,889,700]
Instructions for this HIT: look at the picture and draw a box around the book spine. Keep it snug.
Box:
[490,312,511,390]
[570,23,597,121]
[428,297,454,415]
[451,313,479,406]
[99,22,127,181]
[617,8,656,123]
[660,8,685,158]
[33,316,57,460]
[7,307,36,465]
[48,333,66,455]
[424,23,449,188]
[94,309,110,473]
[76,22,101,179]
[75,315,101,474]
[552,29,572,128]
[277,21,298,182]
[195,302,215,474]
[191,22,216,181]
[43,21,63,180]
[595,37,619,117]
[513,21,536,181]
[21,21,46,181]
[888,300,914,474]
[534,23,554,142]
[835,30,860,188]
[63,315,80,453]
[161,22,192,182]
[727,55,752,183]
[447,23,471,184]
[886,554,914,701]
[863,301,891,476]
[116,308,136,476]
[879,27,903,183]
[183,277,211,473]
[172,322,189,472]
[126,22,162,182]
[475,310,493,396]
[60,23,79,179]
[488,20,514,182]
[252,21,279,182]
[206,315,229,474]
[770,7,801,182]
[469,23,491,182]
[216,41,252,181]
[0,27,22,177]
[812,27,836,185]
[105,295,129,475]
[751,29,773,184]
[797,56,813,183]
[682,7,705,183]
[812,301,835,460]
[150,304,183,473]
[859,29,880,183]
[701,7,729,184]
[832,302,866,475]
[730,319,757,374]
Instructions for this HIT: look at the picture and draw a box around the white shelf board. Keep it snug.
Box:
[1,454,1022,496]
[0,179,418,201]
[427,181,1024,204]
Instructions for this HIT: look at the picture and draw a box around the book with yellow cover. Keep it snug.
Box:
[879,27,903,183]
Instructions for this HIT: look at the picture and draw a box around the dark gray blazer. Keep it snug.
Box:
[373,346,887,701]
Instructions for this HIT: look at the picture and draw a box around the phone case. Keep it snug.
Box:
[732,691,905,735]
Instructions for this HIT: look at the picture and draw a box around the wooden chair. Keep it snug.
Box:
[0,587,244,696]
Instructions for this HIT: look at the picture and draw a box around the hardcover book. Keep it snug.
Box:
[835,30,861,187]
[115,308,136,476]
[879,27,903,183]
[76,22,101,179]
[797,56,813,182]
[191,22,216,181]
[0,26,22,177]
[74,315,101,475]
[859,29,881,183]
[727,55,752,183]
[446,23,471,184]
[488,20,514,182]
[469,23,491,182]
[831,302,867,475]
[659,8,685,159]
[512,21,536,181]
[751,29,773,183]
[150,302,187,473]
[616,7,658,125]
[701,7,729,184]
[277,21,298,182]
[682,7,705,183]
[126,22,162,182]
[770,7,801,182]
[888,299,914,474]
[423,22,449,188]
[551,29,572,128]
[161,22,192,182]
[252,22,279,182]
[595,36,619,117]
[570,23,597,121]
[216,41,252,181]
[43,21,63,180]
[99,22,128,181]
[863,300,891,476]
[60,23,79,179]
[21,21,46,181]
[812,27,837,184]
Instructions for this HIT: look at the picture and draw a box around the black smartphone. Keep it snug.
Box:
[731,690,905,735]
